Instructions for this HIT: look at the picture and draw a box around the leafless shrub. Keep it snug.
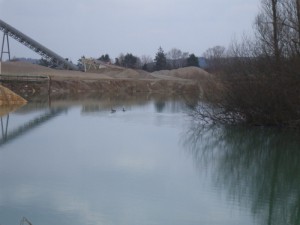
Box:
[196,0,300,128]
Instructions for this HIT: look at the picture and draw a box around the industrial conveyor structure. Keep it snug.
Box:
[0,19,78,70]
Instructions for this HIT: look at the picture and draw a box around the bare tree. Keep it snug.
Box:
[196,0,300,128]
[140,55,153,66]
[281,0,300,56]
[254,0,298,71]
[167,48,183,69]
[140,55,154,71]
[203,45,226,71]
[297,0,300,45]
[203,46,226,59]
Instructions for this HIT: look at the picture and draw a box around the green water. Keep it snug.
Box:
[0,94,299,225]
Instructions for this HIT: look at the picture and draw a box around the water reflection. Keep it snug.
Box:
[0,104,28,146]
[1,114,9,141]
[0,94,204,225]
[0,109,66,147]
[183,123,300,225]
[0,93,197,148]
[18,92,198,114]
[3,93,291,225]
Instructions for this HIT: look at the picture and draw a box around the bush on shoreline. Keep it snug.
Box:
[196,0,300,128]
[195,68,300,128]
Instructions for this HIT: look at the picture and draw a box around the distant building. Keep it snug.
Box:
[198,57,209,69]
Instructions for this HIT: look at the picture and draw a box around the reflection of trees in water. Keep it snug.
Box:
[154,101,166,113]
[183,123,300,225]
[14,92,199,114]
[154,95,198,113]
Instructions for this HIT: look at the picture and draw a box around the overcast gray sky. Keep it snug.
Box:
[0,0,260,61]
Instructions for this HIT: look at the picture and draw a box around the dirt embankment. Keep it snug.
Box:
[0,62,211,98]
[49,79,199,94]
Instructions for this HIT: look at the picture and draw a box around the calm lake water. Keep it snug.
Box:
[0,94,300,225]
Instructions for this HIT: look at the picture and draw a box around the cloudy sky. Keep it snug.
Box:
[0,0,260,62]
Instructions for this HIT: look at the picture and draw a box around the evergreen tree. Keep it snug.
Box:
[154,47,167,71]
[187,54,199,67]
[115,58,120,66]
[123,53,138,68]
[142,63,148,71]
[98,54,111,63]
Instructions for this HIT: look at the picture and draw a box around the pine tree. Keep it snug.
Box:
[187,54,199,67]
[98,54,111,63]
[154,47,167,71]
[123,53,138,68]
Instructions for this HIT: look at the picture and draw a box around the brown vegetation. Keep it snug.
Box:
[195,0,300,128]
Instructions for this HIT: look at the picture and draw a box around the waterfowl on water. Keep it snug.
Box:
[111,108,116,113]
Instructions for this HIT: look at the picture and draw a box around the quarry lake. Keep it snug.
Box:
[0,94,300,225]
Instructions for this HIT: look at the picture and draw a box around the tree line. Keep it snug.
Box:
[93,47,199,72]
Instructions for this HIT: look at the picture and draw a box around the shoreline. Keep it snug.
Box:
[1,76,200,96]
[0,62,211,103]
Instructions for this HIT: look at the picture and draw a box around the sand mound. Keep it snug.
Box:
[1,61,113,79]
[0,84,27,106]
[89,65,156,79]
[111,69,155,79]
[2,61,54,75]
[2,62,156,80]
[153,66,210,80]
[1,62,209,83]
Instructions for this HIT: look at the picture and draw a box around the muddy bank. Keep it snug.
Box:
[1,78,200,100]
[0,62,210,102]
[50,79,199,94]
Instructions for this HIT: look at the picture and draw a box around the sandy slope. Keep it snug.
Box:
[1,62,112,79]
[0,62,210,99]
[0,84,27,106]
[152,66,210,80]
[1,62,210,81]
[1,62,157,80]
